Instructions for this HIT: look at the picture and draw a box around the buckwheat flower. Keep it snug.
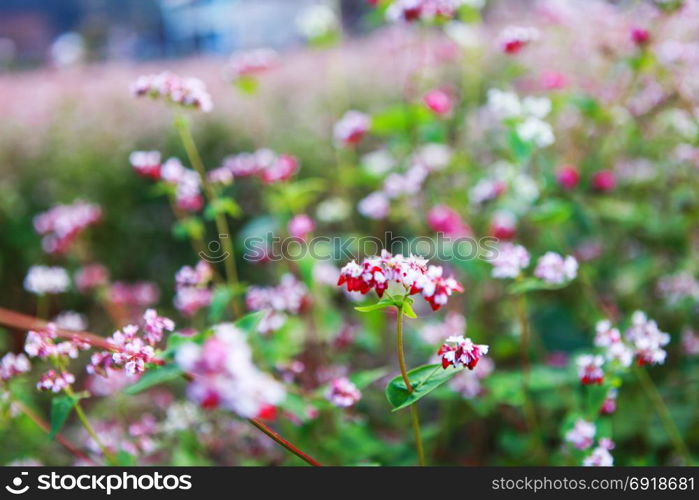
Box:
[438,336,489,370]
[383,164,429,199]
[246,274,309,334]
[24,324,58,359]
[326,377,362,408]
[1,353,31,381]
[470,178,506,206]
[534,252,578,285]
[516,117,554,147]
[423,89,453,116]
[260,154,299,184]
[37,370,75,393]
[75,264,109,293]
[624,311,670,366]
[130,71,213,112]
[224,48,278,82]
[129,150,162,179]
[591,170,616,192]
[142,309,175,346]
[110,325,155,377]
[565,419,595,450]
[53,311,87,332]
[412,265,464,311]
[606,341,633,368]
[600,388,618,415]
[386,0,423,22]
[657,272,699,305]
[362,150,396,176]
[109,281,160,307]
[358,191,390,220]
[557,165,580,190]
[33,201,102,254]
[334,111,370,147]
[521,96,552,119]
[176,323,285,417]
[630,27,650,46]
[576,354,604,385]
[427,205,472,237]
[582,439,614,467]
[497,25,539,54]
[174,287,213,318]
[86,351,114,378]
[24,266,70,295]
[541,70,568,90]
[487,89,522,119]
[448,356,494,399]
[594,320,622,348]
[682,329,699,356]
[490,243,530,279]
[489,210,517,240]
[413,144,452,171]
[288,214,315,240]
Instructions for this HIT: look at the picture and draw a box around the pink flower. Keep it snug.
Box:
[33,202,102,255]
[288,214,315,240]
[423,89,453,116]
[37,370,75,392]
[334,111,370,147]
[109,325,156,377]
[246,274,309,333]
[129,151,162,179]
[130,72,213,112]
[534,252,578,285]
[337,251,463,311]
[576,354,604,385]
[427,205,472,238]
[600,388,618,415]
[175,324,285,417]
[219,149,298,184]
[225,48,278,81]
[498,26,539,54]
[438,336,489,370]
[583,439,614,466]
[565,419,595,450]
[557,165,580,190]
[1,353,31,381]
[358,192,390,220]
[490,243,530,279]
[142,309,175,346]
[625,311,670,366]
[591,170,616,192]
[489,211,517,240]
[25,323,90,361]
[109,281,160,307]
[631,27,650,46]
[326,377,362,408]
[540,71,568,90]
[75,264,109,293]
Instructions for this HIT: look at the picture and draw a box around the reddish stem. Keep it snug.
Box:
[248,418,322,467]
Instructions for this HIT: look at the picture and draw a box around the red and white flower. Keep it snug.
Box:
[438,336,489,370]
[326,377,362,408]
[576,354,604,385]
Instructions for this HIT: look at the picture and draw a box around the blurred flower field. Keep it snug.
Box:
[1,0,699,466]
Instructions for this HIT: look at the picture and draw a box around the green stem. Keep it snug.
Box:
[65,388,117,465]
[396,305,426,466]
[515,292,545,463]
[174,114,242,318]
[635,366,692,465]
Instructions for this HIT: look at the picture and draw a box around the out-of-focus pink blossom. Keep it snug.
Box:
[423,89,454,116]
[129,151,162,179]
[540,70,568,90]
[576,354,604,385]
[489,210,517,240]
[24,266,70,295]
[565,419,595,450]
[358,191,390,220]
[288,214,315,240]
[591,170,616,191]
[130,72,213,112]
[246,274,309,334]
[37,370,75,392]
[427,205,472,238]
[75,264,109,293]
[630,27,650,46]
[142,309,175,346]
[33,201,102,255]
[498,25,539,54]
[225,48,278,81]
[326,377,362,408]
[534,252,578,285]
[334,111,370,147]
[0,353,31,381]
[489,243,530,279]
[557,165,580,189]
[109,281,160,308]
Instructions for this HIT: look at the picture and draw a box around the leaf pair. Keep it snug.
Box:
[385,364,464,412]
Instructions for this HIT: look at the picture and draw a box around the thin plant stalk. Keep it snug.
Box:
[635,366,692,465]
[395,305,426,466]
[248,417,322,467]
[174,114,242,318]
[65,386,117,465]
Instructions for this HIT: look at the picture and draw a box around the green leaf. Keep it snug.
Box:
[172,217,204,242]
[350,368,388,390]
[385,364,463,411]
[355,298,397,313]
[124,364,184,395]
[371,104,431,136]
[235,310,267,335]
[208,285,234,322]
[233,75,259,95]
[205,197,242,220]
[116,450,137,466]
[401,301,418,319]
[49,396,77,439]
[529,199,574,224]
